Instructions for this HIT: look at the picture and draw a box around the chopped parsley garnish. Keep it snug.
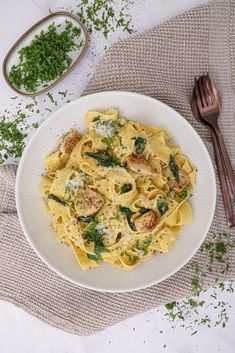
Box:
[178,188,192,200]
[119,206,136,231]
[132,136,147,154]
[169,155,180,183]
[0,114,27,164]
[101,137,114,146]
[86,150,122,167]
[191,276,202,296]
[135,236,153,255]
[47,92,57,106]
[166,190,174,199]
[84,220,109,255]
[25,103,34,110]
[142,236,152,246]
[77,0,135,39]
[123,251,139,265]
[9,21,83,92]
[157,198,169,215]
[120,183,132,194]
[165,301,177,310]
[163,232,235,332]
[200,232,235,273]
[58,90,68,97]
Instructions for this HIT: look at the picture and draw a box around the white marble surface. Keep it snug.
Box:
[1,0,235,352]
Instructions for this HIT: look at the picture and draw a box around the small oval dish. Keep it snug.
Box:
[2,12,88,96]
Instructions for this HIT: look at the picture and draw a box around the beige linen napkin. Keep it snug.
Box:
[0,0,235,335]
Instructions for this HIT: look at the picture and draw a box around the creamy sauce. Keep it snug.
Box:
[122,234,132,246]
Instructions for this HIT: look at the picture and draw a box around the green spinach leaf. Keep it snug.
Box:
[120,183,133,194]
[119,206,136,231]
[169,155,180,183]
[86,150,122,168]
[48,194,72,207]
[93,115,100,122]
[132,136,147,154]
[157,198,169,215]
[77,215,97,223]
[87,253,102,261]
[84,220,110,255]
[139,207,150,215]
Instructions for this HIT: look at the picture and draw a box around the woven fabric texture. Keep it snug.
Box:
[0,0,234,335]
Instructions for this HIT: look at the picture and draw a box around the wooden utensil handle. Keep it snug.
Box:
[213,124,235,198]
[211,128,235,227]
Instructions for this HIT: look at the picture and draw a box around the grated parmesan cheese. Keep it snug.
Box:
[96,224,114,243]
[66,171,85,192]
[94,119,116,138]
[137,249,145,257]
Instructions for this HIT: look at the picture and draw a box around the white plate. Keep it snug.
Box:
[16,91,216,292]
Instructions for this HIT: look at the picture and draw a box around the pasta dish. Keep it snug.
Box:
[40,109,196,271]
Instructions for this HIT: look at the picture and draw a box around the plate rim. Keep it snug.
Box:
[15,90,217,292]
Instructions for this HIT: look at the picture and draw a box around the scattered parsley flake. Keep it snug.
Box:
[0,115,27,164]
[58,90,68,97]
[47,92,57,106]
[77,0,135,39]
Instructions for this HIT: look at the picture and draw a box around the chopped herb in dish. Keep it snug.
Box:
[132,236,152,255]
[101,137,114,146]
[9,21,83,92]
